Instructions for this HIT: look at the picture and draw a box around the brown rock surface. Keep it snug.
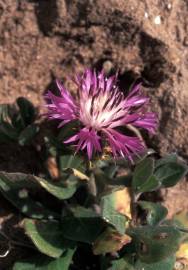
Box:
[1,0,188,158]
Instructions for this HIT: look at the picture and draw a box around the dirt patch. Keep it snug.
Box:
[161,179,188,218]
[0,0,188,158]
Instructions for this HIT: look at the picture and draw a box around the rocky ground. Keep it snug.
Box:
[0,0,188,268]
[0,0,188,158]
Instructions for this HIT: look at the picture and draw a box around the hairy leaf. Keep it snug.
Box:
[18,124,39,146]
[154,162,188,187]
[138,201,168,226]
[155,154,178,168]
[13,248,75,270]
[135,256,175,270]
[24,219,73,258]
[16,97,36,126]
[61,206,104,243]
[132,158,159,192]
[0,172,58,219]
[128,225,181,263]
[101,191,129,234]
[110,257,134,270]
[34,175,78,200]
[59,155,85,173]
[93,227,131,255]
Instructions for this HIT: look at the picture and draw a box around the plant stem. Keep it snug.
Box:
[130,189,137,226]
[176,227,188,233]
[86,160,97,197]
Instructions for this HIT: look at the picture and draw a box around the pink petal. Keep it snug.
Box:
[64,128,101,159]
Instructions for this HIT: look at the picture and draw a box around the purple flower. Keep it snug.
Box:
[45,69,157,160]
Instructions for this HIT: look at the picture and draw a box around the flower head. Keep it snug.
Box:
[45,69,157,160]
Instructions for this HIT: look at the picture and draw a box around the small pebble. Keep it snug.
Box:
[18,189,28,198]
[48,215,54,220]
[103,60,113,74]
[183,37,188,46]
[167,3,172,9]
[154,15,161,25]
[144,12,148,19]
[174,261,185,270]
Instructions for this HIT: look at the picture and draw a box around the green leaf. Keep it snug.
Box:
[11,111,25,131]
[133,148,156,163]
[138,201,168,226]
[13,249,75,270]
[104,164,118,179]
[61,206,104,243]
[39,249,75,270]
[63,168,89,181]
[41,249,75,270]
[132,158,159,192]
[93,168,110,195]
[127,225,181,263]
[154,162,188,187]
[34,175,78,200]
[17,97,36,126]
[101,192,128,234]
[13,261,35,270]
[110,257,134,270]
[0,129,13,143]
[93,227,131,255]
[24,219,73,258]
[0,172,58,219]
[137,175,159,193]
[155,154,178,168]
[0,122,18,140]
[18,124,39,146]
[100,256,110,270]
[0,104,10,123]
[59,155,85,173]
[113,174,132,187]
[135,256,175,270]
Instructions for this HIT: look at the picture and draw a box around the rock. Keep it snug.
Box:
[0,0,188,158]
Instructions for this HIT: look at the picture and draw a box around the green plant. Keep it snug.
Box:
[0,151,187,269]
[0,97,39,146]
[0,69,187,270]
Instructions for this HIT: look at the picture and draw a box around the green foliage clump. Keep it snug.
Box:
[0,98,187,270]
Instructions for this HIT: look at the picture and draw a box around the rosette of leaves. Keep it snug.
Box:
[0,152,187,269]
[0,97,39,146]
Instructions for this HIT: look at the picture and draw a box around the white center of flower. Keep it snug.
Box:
[79,87,125,130]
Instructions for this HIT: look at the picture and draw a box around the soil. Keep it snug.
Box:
[0,0,188,268]
[0,0,188,159]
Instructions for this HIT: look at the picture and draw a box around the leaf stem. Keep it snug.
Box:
[130,190,137,226]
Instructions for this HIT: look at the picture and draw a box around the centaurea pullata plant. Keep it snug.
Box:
[0,69,187,270]
[45,69,157,160]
